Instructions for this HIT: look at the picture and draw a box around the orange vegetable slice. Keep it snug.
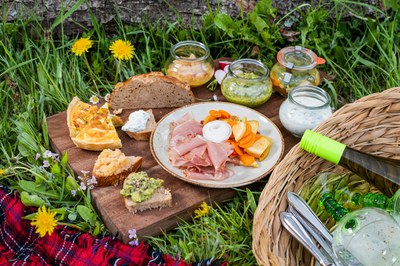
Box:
[203,115,216,124]
[239,153,255,167]
[218,110,231,119]
[227,139,243,156]
[238,133,256,148]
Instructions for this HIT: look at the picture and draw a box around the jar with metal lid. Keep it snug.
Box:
[165,41,214,87]
[279,85,332,137]
[270,46,325,97]
[220,59,273,107]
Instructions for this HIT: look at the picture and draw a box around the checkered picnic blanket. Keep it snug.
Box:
[0,186,225,266]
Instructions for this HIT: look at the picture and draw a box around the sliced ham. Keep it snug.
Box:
[173,135,206,156]
[184,166,233,181]
[206,141,234,170]
[168,112,236,181]
[182,145,211,167]
[169,116,203,146]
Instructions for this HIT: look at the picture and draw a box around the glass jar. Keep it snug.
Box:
[332,207,400,266]
[279,85,332,137]
[270,46,325,97]
[165,41,214,87]
[220,59,273,107]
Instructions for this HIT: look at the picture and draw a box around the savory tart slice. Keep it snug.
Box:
[67,96,99,137]
[71,102,122,151]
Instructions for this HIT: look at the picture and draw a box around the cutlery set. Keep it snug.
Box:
[280,192,355,266]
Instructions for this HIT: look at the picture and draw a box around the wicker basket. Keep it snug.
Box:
[252,87,400,265]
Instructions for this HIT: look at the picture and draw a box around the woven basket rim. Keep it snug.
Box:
[252,87,400,265]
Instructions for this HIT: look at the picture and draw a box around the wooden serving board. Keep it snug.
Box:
[46,87,299,244]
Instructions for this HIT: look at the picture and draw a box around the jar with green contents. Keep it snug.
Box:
[221,59,272,107]
[270,46,325,97]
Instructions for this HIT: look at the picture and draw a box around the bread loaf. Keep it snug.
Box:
[109,72,195,110]
[92,149,142,186]
[122,109,157,141]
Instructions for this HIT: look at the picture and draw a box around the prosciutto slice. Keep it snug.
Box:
[169,112,203,146]
[173,135,207,156]
[168,112,236,181]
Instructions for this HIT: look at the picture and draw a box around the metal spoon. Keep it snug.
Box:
[280,211,334,266]
[287,191,333,244]
[287,192,360,266]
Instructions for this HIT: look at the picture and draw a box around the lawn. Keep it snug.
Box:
[0,0,399,264]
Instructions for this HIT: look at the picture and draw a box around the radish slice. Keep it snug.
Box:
[223,65,230,73]
[218,61,231,70]
[214,69,227,84]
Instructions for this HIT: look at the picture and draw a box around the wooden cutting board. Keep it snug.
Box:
[46,87,299,244]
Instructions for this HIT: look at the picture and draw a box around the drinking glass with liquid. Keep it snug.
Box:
[332,207,400,266]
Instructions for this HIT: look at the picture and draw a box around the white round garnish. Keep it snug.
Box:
[202,120,232,143]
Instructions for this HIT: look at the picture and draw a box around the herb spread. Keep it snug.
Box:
[120,172,163,203]
[221,72,272,107]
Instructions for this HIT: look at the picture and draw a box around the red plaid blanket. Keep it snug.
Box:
[0,186,226,266]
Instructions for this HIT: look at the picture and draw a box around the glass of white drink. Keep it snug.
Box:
[332,207,400,266]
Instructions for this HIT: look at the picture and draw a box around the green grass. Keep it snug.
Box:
[0,0,399,263]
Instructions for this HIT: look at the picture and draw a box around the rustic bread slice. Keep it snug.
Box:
[109,72,195,110]
[121,171,172,214]
[124,187,172,214]
[122,109,157,141]
[93,149,142,187]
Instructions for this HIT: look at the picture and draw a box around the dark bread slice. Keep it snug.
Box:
[109,72,195,110]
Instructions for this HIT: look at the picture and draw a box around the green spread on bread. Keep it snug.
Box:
[120,172,163,203]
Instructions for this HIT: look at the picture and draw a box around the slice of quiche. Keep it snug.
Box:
[67,96,99,137]
[67,97,122,151]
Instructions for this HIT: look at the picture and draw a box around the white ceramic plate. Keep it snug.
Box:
[150,102,284,188]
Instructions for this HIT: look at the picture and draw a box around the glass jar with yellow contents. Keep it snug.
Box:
[221,59,273,107]
[165,41,214,87]
[270,46,325,97]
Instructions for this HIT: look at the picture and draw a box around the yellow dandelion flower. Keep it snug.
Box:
[30,205,58,237]
[0,169,4,175]
[194,202,210,218]
[71,37,93,56]
[109,39,135,61]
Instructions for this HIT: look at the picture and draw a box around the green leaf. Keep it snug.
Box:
[52,207,68,220]
[92,221,101,236]
[20,191,45,207]
[49,0,86,32]
[60,152,68,168]
[17,132,39,157]
[77,205,94,223]
[51,162,61,178]
[245,189,257,213]
[260,31,272,45]
[65,175,79,192]
[37,64,49,92]
[68,212,77,221]
[253,0,276,17]
[18,180,58,198]
[214,13,236,37]
[18,180,37,191]
[249,13,268,33]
